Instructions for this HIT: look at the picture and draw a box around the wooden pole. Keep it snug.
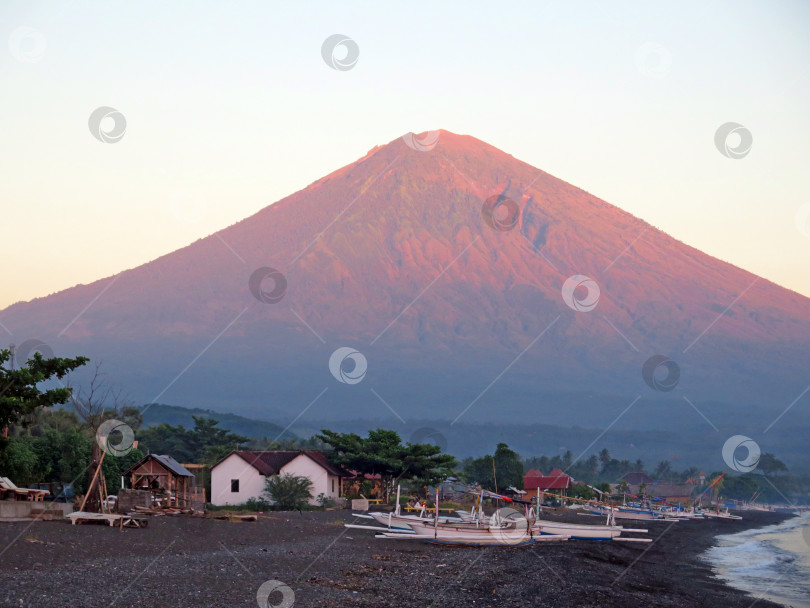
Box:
[98,468,108,514]
[79,449,107,512]
[434,488,439,539]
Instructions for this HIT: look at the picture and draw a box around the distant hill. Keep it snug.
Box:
[298,413,810,474]
[140,403,297,442]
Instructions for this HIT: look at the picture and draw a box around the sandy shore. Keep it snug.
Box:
[0,508,792,607]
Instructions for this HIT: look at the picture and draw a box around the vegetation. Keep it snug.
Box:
[0,354,804,506]
[137,416,249,464]
[2,408,144,495]
[461,443,524,492]
[316,428,457,501]
[263,472,313,510]
[520,447,802,504]
[0,349,88,428]
[139,403,297,442]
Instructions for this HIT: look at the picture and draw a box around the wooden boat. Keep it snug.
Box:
[399,519,505,536]
[376,520,570,545]
[656,508,703,519]
[366,511,468,530]
[375,531,568,546]
[534,519,635,540]
[586,506,669,521]
[703,508,743,521]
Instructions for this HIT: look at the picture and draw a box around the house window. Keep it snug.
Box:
[331,479,335,493]
[231,479,239,493]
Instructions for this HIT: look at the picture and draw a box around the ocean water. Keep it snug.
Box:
[702,513,810,608]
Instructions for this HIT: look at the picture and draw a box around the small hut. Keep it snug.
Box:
[123,454,196,508]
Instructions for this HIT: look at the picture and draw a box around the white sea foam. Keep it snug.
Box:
[702,514,810,608]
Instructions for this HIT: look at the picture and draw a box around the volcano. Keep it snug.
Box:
[3,130,809,446]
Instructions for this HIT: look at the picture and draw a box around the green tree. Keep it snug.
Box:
[721,473,760,501]
[263,472,313,510]
[119,407,143,432]
[463,443,524,492]
[0,349,88,428]
[0,436,38,484]
[758,453,788,476]
[600,458,633,483]
[137,417,248,463]
[316,429,456,501]
[560,450,573,471]
[569,483,595,500]
[29,426,91,489]
[524,455,551,474]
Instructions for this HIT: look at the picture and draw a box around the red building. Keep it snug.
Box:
[523,468,574,493]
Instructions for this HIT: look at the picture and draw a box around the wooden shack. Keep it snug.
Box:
[123,454,196,508]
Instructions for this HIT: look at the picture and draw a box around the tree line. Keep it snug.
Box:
[0,348,803,505]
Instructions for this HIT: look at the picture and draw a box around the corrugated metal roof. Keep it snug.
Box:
[122,454,195,478]
[153,455,195,478]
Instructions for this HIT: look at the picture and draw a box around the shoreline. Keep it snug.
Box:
[0,508,795,607]
[701,511,808,608]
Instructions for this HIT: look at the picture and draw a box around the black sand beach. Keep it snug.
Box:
[0,509,792,607]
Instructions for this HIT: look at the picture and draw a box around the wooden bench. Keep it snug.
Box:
[121,515,149,528]
[68,512,122,526]
[0,477,49,501]
[67,512,149,529]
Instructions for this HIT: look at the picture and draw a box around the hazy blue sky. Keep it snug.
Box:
[2,0,809,308]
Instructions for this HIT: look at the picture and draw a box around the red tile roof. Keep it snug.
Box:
[219,450,348,477]
[523,468,573,490]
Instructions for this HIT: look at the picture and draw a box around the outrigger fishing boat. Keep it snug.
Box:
[533,518,646,541]
[584,504,673,520]
[375,502,569,546]
[348,486,651,545]
[692,473,743,521]
[702,507,743,521]
[376,530,561,546]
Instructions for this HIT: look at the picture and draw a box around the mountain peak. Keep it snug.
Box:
[2,131,809,432]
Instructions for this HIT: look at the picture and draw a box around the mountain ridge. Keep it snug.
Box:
[2,130,809,450]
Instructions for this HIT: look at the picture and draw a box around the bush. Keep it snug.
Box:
[316,493,335,509]
[344,479,374,500]
[263,473,313,510]
[245,497,271,511]
[0,437,38,484]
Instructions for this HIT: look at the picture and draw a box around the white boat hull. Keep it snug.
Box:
[534,520,625,540]
[587,507,661,520]
[377,530,569,546]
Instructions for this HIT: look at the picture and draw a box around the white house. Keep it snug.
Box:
[210,450,347,507]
